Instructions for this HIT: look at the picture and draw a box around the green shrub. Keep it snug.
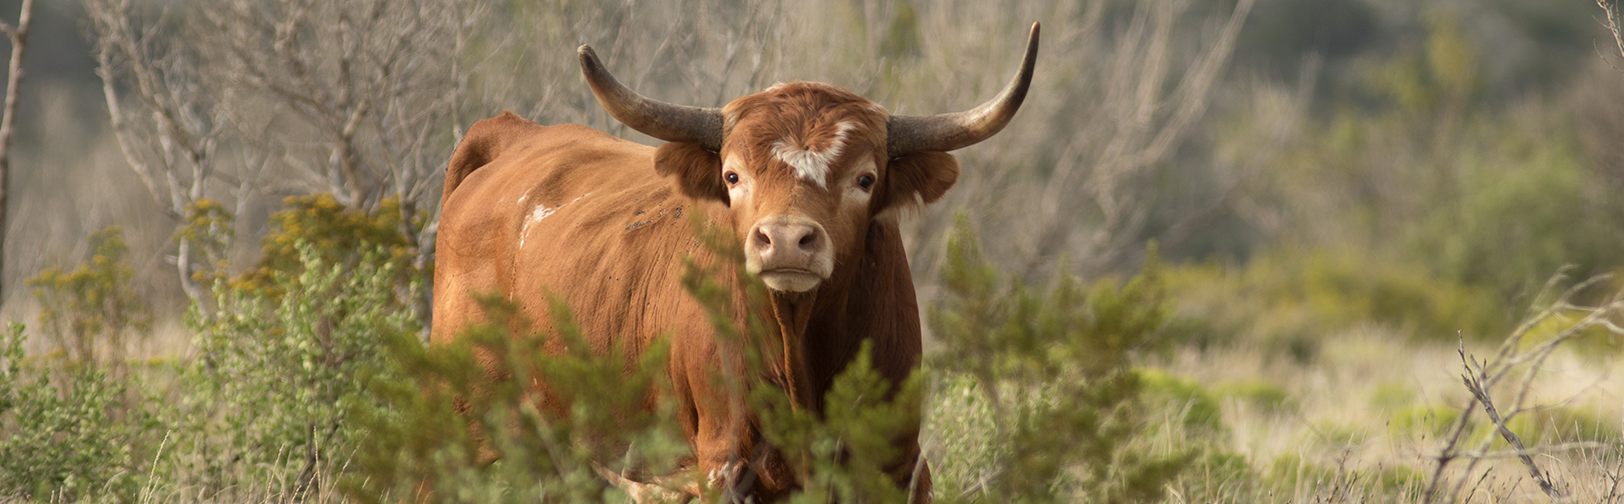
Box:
[172,240,415,500]
[1212,379,1292,412]
[1137,369,1224,433]
[176,198,237,287]
[1517,300,1624,358]
[3,227,162,502]
[927,214,1192,503]
[1367,382,1417,411]
[1503,404,1618,444]
[25,227,152,367]
[1164,249,1508,352]
[233,194,416,298]
[924,373,1003,498]
[0,325,152,502]
[348,293,684,503]
[755,341,927,504]
[1266,453,1424,501]
[1386,398,1615,446]
[1168,449,1263,502]
[1407,122,1623,300]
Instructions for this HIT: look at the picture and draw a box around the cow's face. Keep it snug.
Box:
[577,23,1036,294]
[651,84,959,293]
[716,84,957,292]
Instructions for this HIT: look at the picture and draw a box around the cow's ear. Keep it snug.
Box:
[655,142,728,204]
[880,151,959,213]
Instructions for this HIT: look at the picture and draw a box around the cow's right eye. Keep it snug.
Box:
[725,172,740,185]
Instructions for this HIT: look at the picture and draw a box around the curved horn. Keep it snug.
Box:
[887,22,1040,158]
[578,45,725,151]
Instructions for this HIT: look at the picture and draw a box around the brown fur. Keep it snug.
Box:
[435,84,950,502]
[655,141,726,203]
[881,151,960,211]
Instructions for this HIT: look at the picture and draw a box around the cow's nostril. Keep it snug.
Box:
[754,228,772,248]
[798,232,817,248]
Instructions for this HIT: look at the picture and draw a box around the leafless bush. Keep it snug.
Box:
[1422,274,1624,503]
[871,0,1268,284]
[82,0,796,314]
[79,0,1278,320]
[86,0,229,309]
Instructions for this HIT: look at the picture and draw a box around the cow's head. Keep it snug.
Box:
[578,23,1038,294]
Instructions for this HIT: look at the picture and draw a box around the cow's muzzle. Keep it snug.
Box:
[745,216,833,293]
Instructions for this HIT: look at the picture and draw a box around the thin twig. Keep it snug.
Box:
[1600,0,1624,62]
[1420,340,1482,504]
[1604,454,1624,504]
[1463,348,1565,499]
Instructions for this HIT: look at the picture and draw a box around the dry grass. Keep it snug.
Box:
[1139,325,1624,503]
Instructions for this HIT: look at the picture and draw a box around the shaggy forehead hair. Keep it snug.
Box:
[722,82,888,181]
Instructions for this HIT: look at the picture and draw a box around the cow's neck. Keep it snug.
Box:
[767,291,818,412]
[763,220,914,415]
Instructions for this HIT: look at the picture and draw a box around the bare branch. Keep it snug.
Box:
[1601,0,1624,62]
[85,0,229,309]
[1423,275,1624,503]
[1460,354,1565,500]
[0,0,33,301]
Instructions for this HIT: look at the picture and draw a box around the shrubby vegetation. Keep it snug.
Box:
[0,206,1227,503]
[5,0,1624,502]
[0,197,419,502]
[927,216,1190,503]
[348,293,686,503]
[0,325,150,502]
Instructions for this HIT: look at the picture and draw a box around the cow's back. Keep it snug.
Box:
[433,113,716,353]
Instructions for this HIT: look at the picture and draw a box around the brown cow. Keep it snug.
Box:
[432,23,1038,502]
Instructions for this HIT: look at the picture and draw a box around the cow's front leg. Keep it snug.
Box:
[672,342,796,501]
[683,383,791,501]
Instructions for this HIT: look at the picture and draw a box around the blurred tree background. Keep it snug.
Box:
[0,0,1616,332]
[0,0,1622,501]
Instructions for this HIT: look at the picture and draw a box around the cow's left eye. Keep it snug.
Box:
[725,172,740,185]
[857,174,875,190]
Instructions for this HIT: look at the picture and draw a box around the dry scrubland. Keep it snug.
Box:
[3,0,1624,502]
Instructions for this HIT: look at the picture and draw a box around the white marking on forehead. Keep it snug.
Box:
[771,121,858,189]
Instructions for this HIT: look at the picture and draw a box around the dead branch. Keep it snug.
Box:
[0,0,32,302]
[1460,352,1564,500]
[1422,275,1624,503]
[1604,455,1624,503]
[1601,0,1624,62]
[86,0,227,311]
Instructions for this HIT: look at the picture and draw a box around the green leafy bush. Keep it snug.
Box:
[927,214,1192,503]
[0,325,151,502]
[233,194,416,298]
[3,227,161,502]
[754,341,927,504]
[1406,123,1623,301]
[176,197,237,287]
[348,294,684,503]
[26,227,152,367]
[1164,249,1508,354]
[1212,379,1292,412]
[171,240,415,500]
